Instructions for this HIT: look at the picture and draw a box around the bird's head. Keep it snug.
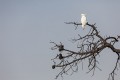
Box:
[81,14,86,16]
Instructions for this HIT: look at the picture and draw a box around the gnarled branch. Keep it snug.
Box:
[51,22,120,80]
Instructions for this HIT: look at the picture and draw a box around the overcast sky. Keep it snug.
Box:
[0,0,120,80]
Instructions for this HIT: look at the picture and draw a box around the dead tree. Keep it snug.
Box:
[51,22,120,80]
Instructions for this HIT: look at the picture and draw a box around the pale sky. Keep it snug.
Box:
[0,0,120,80]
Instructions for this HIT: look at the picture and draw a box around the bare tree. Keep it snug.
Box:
[51,22,120,80]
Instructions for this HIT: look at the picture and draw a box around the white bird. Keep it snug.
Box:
[81,14,87,29]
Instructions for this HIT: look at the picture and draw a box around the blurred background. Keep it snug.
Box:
[0,0,120,80]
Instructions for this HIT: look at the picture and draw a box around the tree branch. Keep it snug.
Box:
[51,22,120,80]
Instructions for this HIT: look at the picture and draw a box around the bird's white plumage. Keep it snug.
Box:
[81,14,87,29]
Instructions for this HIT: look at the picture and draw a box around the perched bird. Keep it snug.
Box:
[81,14,87,29]
[59,54,63,60]
[52,65,55,69]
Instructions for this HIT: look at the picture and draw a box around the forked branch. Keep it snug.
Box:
[51,22,120,80]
